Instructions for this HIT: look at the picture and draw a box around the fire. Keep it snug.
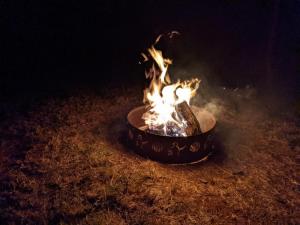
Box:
[142,34,200,137]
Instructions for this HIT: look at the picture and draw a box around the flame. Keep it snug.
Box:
[142,36,200,136]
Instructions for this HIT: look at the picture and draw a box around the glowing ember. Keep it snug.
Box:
[142,33,200,137]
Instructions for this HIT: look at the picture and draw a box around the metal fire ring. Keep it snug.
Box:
[127,106,217,164]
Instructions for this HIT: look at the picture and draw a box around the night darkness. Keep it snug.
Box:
[2,0,299,96]
[1,1,300,224]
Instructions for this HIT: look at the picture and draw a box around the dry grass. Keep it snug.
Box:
[0,87,299,225]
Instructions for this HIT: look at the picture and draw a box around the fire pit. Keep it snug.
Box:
[127,105,216,164]
[127,32,217,163]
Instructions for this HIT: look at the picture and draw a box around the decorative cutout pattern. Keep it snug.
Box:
[152,143,163,152]
[171,142,186,151]
[171,142,186,156]
[135,134,148,149]
[190,142,201,152]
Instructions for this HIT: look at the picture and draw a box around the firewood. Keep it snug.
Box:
[175,101,201,136]
[144,102,201,137]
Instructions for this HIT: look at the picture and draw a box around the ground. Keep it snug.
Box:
[0,87,299,225]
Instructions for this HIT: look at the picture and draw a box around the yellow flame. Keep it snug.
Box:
[142,39,200,136]
[148,46,172,83]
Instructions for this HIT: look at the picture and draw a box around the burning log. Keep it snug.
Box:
[143,101,201,137]
[176,101,202,136]
[146,122,184,137]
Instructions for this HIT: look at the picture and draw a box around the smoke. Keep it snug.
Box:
[142,30,298,166]
[202,100,224,118]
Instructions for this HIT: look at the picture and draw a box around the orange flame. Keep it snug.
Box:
[142,34,200,136]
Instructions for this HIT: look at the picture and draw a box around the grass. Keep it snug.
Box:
[0,87,299,224]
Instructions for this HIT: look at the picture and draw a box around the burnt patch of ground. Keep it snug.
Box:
[0,87,299,225]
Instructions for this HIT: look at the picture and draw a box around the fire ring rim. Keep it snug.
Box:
[126,105,217,164]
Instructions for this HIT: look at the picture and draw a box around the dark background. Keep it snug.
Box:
[1,0,299,100]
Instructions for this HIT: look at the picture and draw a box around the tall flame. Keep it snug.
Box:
[142,36,200,136]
